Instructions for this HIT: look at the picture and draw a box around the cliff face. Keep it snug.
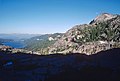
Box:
[45,13,120,55]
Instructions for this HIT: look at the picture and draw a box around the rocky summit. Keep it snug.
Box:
[90,13,118,24]
[42,13,120,55]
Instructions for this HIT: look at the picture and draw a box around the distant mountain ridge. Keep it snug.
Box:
[0,34,41,40]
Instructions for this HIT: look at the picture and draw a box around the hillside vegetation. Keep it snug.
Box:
[43,13,120,55]
[24,33,63,51]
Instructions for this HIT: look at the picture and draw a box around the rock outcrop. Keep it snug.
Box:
[90,13,118,24]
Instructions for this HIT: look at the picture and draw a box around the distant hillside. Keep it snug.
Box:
[42,13,120,55]
[24,33,63,51]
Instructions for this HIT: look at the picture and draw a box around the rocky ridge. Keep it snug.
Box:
[42,13,120,55]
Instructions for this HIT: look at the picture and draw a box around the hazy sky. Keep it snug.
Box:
[0,0,120,34]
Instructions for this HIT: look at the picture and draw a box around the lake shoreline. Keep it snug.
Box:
[2,41,26,49]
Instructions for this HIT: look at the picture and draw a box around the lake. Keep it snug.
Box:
[2,41,25,48]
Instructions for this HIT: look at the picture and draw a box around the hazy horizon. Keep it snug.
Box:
[0,0,120,34]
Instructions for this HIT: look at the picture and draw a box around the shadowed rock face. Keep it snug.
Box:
[0,48,120,81]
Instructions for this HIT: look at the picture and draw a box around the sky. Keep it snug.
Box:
[0,0,120,34]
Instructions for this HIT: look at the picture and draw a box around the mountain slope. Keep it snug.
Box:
[24,33,63,52]
[45,13,120,55]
